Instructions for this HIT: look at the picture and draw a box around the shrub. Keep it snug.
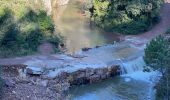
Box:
[165,28,170,34]
[144,35,170,99]
[19,9,38,22]
[0,8,62,58]
[0,8,12,26]
[0,77,3,96]
[0,24,19,49]
[92,0,164,34]
[37,11,55,34]
[26,28,44,51]
[144,35,169,72]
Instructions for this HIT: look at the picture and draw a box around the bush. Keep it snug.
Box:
[0,77,3,96]
[144,35,169,71]
[37,11,55,34]
[165,28,170,34]
[144,35,170,99]
[26,29,44,51]
[19,9,38,22]
[0,24,19,48]
[0,8,13,27]
[0,8,62,58]
[92,0,164,34]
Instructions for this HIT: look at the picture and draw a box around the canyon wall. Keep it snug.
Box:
[42,0,69,15]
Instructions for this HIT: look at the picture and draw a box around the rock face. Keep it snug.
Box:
[4,63,120,99]
[42,0,70,15]
[26,66,44,75]
[43,0,52,15]
[69,66,121,85]
[55,0,69,6]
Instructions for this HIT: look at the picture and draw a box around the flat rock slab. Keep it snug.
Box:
[23,38,146,78]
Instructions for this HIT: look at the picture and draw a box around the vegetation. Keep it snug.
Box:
[0,1,62,58]
[91,0,164,34]
[144,35,170,99]
[0,77,3,92]
[165,28,170,34]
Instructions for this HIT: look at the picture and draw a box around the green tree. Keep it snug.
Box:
[144,35,170,99]
[92,0,164,34]
[0,24,19,48]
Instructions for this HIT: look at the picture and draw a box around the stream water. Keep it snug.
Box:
[69,57,158,100]
[53,0,121,54]
[52,0,158,100]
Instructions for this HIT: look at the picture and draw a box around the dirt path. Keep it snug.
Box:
[38,42,54,55]
[0,1,170,65]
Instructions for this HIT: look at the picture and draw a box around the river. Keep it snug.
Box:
[52,0,158,100]
[53,0,121,54]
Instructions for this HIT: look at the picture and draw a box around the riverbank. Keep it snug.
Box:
[0,36,146,100]
[0,0,170,100]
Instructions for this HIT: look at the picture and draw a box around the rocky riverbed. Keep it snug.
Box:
[0,36,147,100]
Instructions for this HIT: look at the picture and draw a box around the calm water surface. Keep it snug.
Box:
[53,0,120,53]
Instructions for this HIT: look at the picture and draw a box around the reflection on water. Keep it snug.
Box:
[70,77,154,100]
[53,0,121,54]
[52,0,156,100]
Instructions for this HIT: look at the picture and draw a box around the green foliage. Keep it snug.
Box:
[165,28,170,34]
[0,8,62,58]
[48,34,63,47]
[0,75,3,95]
[144,35,169,72]
[156,76,170,100]
[37,11,55,33]
[20,9,38,22]
[92,0,164,34]
[0,8,12,26]
[26,29,44,51]
[0,24,19,48]
[0,0,44,19]
[144,35,170,99]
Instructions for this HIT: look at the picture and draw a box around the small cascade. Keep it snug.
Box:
[120,57,145,74]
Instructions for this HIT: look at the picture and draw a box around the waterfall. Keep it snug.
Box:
[120,57,145,74]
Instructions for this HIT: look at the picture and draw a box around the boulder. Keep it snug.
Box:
[26,67,44,75]
[108,65,120,76]
[5,79,15,87]
[37,79,49,87]
[70,69,87,85]
[89,74,100,83]
[82,47,92,52]
[85,68,94,77]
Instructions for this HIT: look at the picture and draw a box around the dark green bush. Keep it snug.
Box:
[144,35,170,99]
[92,0,164,34]
[37,11,55,33]
[0,8,12,27]
[0,8,62,58]
[156,76,170,100]
[165,28,170,34]
[48,34,63,47]
[0,77,3,96]
[19,9,38,22]
[26,29,44,51]
[0,24,19,48]
[144,35,169,70]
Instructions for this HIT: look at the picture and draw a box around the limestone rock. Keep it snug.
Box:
[5,79,15,87]
[26,67,44,75]
[89,74,100,83]
[56,0,69,6]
